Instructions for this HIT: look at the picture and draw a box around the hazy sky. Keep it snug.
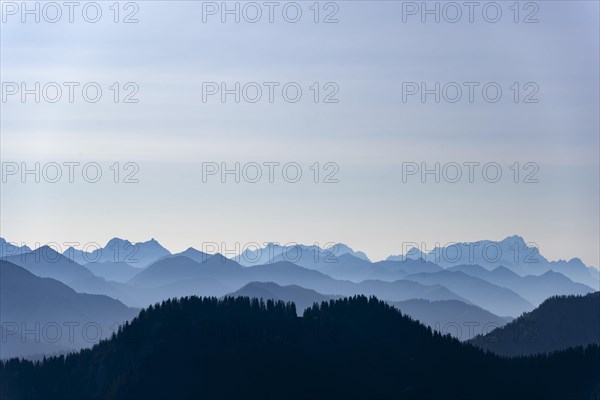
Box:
[1,1,599,265]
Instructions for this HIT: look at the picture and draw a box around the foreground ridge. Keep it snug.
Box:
[1,295,599,400]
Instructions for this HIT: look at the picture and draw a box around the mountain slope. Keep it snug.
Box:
[227,281,337,313]
[0,238,31,258]
[404,270,533,317]
[128,254,242,289]
[448,264,595,305]
[268,251,442,283]
[127,255,468,305]
[469,292,600,356]
[0,261,138,359]
[1,296,598,399]
[392,235,599,287]
[63,238,171,268]
[83,261,141,283]
[229,282,507,338]
[390,299,511,341]
[243,261,468,303]
[5,246,95,283]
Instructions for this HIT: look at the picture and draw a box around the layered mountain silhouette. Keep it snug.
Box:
[326,243,371,261]
[237,242,370,266]
[2,235,598,361]
[469,292,600,356]
[127,256,467,306]
[389,299,512,340]
[83,261,141,283]
[4,246,139,306]
[0,261,138,359]
[447,264,595,305]
[0,238,31,258]
[227,282,509,339]
[4,245,94,282]
[403,270,533,316]
[388,235,600,288]
[1,296,598,399]
[63,238,171,268]
[227,281,338,313]
[170,247,212,263]
[268,251,443,282]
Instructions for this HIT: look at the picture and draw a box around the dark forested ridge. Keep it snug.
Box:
[1,296,599,400]
[469,292,600,356]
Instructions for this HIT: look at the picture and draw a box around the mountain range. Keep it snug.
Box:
[1,235,597,359]
[63,238,171,268]
[387,235,599,288]
[0,261,138,359]
[2,295,598,399]
[226,281,510,340]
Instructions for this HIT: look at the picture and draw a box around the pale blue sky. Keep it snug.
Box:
[1,1,598,265]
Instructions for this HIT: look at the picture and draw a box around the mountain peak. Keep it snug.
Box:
[327,243,371,262]
[500,235,527,245]
[105,237,132,247]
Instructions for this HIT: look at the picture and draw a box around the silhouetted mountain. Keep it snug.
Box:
[448,264,595,305]
[127,257,467,306]
[83,261,141,283]
[227,282,337,313]
[63,238,171,268]
[229,282,507,339]
[325,243,370,261]
[3,246,141,306]
[386,235,599,287]
[170,247,212,263]
[469,292,600,356]
[404,270,533,317]
[236,242,372,267]
[0,261,138,359]
[390,299,511,341]
[65,276,141,307]
[5,246,94,283]
[268,251,370,280]
[1,296,598,399]
[243,261,468,303]
[267,250,443,283]
[0,238,31,258]
[128,254,241,288]
[370,259,443,279]
[386,246,428,262]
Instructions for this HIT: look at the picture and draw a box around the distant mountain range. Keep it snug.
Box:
[63,238,171,268]
[0,238,31,257]
[237,242,370,266]
[0,261,138,359]
[227,281,340,313]
[447,264,594,305]
[387,235,599,288]
[389,299,512,340]
[227,281,510,340]
[1,235,597,359]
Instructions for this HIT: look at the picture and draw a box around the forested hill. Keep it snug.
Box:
[1,296,599,400]
[469,292,600,356]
